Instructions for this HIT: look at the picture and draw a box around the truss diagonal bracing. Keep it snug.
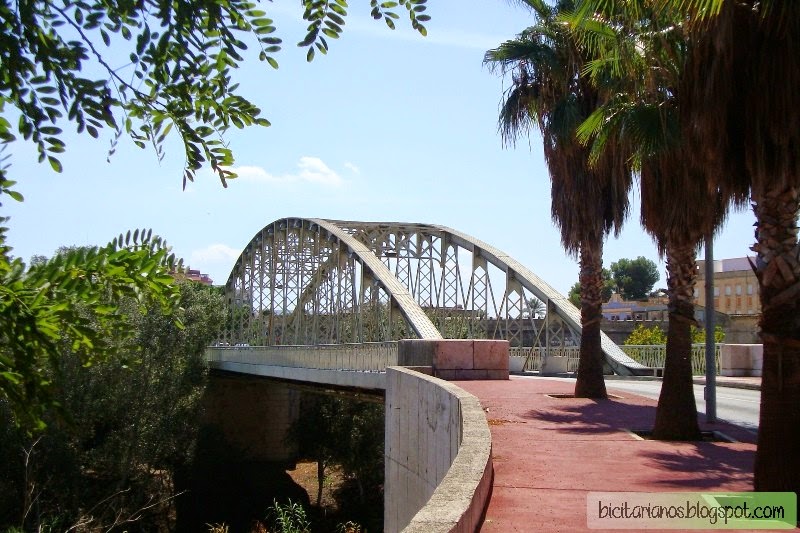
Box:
[222,218,647,375]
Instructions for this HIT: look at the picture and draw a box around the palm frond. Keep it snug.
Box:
[497,84,539,146]
[484,38,559,74]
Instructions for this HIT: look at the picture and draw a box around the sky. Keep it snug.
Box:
[3,1,757,296]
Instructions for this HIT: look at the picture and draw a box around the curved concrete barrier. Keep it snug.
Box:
[385,367,493,533]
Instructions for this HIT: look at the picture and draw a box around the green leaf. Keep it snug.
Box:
[48,156,63,173]
[6,190,24,202]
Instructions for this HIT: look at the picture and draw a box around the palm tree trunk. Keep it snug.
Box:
[574,238,608,399]
[652,243,701,440]
[752,187,800,493]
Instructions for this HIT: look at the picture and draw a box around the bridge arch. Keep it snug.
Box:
[223,218,441,346]
[223,219,646,375]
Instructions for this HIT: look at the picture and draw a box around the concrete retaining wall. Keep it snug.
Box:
[720,344,763,377]
[398,339,509,380]
[384,367,492,533]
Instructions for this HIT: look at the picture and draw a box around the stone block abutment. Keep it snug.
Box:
[398,339,509,381]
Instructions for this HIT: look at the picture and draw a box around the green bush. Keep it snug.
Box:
[624,324,725,345]
[624,324,667,345]
[690,325,726,344]
[0,281,224,532]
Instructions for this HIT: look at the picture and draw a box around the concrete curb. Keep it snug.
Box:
[516,371,763,391]
[692,377,762,391]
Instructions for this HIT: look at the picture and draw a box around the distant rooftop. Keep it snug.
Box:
[174,268,213,285]
[697,256,754,273]
[719,257,753,272]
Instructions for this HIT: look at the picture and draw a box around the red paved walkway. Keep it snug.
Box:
[455,377,776,533]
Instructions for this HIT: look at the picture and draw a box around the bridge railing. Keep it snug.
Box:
[509,347,581,373]
[207,342,399,372]
[621,344,722,375]
[509,344,723,375]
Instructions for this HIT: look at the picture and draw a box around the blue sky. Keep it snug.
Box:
[3,1,756,296]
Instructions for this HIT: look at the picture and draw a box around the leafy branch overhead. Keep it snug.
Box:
[0,0,428,187]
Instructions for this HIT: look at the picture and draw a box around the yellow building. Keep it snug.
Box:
[694,257,760,316]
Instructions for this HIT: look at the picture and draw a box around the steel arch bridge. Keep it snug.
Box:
[221,218,647,375]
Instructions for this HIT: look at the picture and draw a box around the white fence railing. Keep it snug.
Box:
[621,344,722,375]
[509,347,581,373]
[509,344,722,375]
[207,342,399,373]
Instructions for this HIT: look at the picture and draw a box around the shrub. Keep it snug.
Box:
[624,324,667,345]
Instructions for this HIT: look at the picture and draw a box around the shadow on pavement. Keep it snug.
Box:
[521,398,755,490]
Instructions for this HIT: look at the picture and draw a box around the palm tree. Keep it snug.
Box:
[576,0,800,467]
[640,154,728,440]
[485,0,632,399]
[526,296,546,319]
[571,2,741,439]
[674,0,800,492]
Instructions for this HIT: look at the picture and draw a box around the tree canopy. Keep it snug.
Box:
[0,279,224,531]
[568,268,614,307]
[0,226,181,430]
[566,257,659,306]
[609,256,659,300]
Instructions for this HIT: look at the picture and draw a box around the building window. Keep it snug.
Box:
[714,287,720,297]
[693,288,699,298]
[725,286,732,296]
[736,284,742,295]
[747,284,754,295]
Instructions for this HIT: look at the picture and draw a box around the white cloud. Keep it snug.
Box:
[189,243,242,284]
[231,156,345,187]
[344,161,361,174]
[296,156,344,186]
[190,243,241,265]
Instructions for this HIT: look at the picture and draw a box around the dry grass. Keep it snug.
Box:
[286,461,346,511]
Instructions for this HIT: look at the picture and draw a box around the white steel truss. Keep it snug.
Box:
[222,218,645,374]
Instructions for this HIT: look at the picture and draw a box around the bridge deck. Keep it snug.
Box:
[458,376,757,532]
[207,343,397,389]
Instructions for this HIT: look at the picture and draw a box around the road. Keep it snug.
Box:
[604,379,760,433]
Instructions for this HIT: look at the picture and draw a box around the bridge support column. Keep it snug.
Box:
[200,372,300,462]
[398,339,509,380]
